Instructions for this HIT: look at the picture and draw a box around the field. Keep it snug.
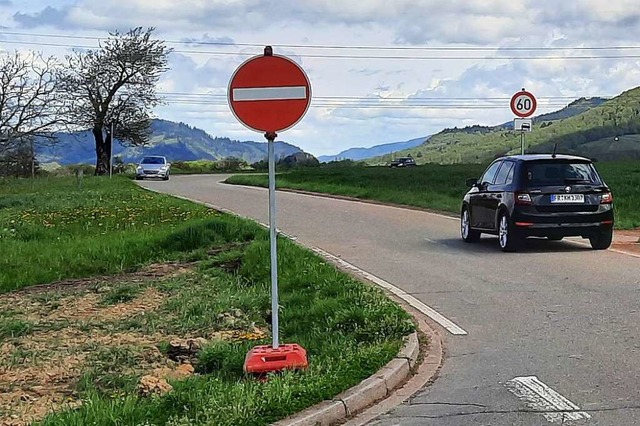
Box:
[0,176,414,425]
[225,161,640,230]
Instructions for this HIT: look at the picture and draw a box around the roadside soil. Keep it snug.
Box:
[0,263,265,426]
[613,229,640,255]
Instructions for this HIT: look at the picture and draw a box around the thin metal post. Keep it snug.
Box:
[30,138,35,179]
[521,131,525,155]
[267,134,279,349]
[109,122,114,178]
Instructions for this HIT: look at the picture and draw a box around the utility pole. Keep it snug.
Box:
[109,121,114,178]
[30,138,35,179]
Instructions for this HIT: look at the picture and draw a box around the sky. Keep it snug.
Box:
[1,1,640,157]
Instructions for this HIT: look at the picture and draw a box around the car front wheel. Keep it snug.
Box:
[461,208,481,242]
[498,212,521,252]
[589,229,613,250]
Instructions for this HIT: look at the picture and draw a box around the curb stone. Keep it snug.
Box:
[272,332,420,426]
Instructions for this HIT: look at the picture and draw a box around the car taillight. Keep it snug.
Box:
[515,193,532,205]
[600,192,613,204]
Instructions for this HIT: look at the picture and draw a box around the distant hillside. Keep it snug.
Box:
[435,97,607,135]
[369,92,638,165]
[533,97,607,123]
[318,136,428,162]
[37,119,303,165]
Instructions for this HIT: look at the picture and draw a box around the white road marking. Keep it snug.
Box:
[232,86,307,101]
[310,246,468,336]
[505,376,591,423]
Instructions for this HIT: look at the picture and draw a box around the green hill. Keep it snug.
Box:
[370,89,640,164]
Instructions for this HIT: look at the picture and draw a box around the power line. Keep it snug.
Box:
[160,98,573,107]
[2,30,640,52]
[157,92,610,108]
[157,91,614,101]
[157,99,574,109]
[2,38,640,60]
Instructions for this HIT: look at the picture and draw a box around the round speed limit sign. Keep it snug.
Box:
[510,90,537,118]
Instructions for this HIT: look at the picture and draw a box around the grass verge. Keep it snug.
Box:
[0,176,227,292]
[0,176,415,425]
[225,161,640,229]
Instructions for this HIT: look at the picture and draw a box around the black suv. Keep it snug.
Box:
[389,157,416,167]
[461,154,614,252]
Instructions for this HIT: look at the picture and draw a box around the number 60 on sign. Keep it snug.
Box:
[510,90,537,118]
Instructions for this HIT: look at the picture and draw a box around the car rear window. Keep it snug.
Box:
[141,157,165,164]
[524,161,602,187]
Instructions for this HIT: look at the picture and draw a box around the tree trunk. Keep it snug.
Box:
[92,126,110,176]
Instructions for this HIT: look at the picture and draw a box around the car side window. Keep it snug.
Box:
[480,161,502,185]
[505,163,515,185]
[494,161,515,185]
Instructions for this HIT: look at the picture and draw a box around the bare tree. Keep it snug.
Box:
[60,27,171,175]
[0,51,65,157]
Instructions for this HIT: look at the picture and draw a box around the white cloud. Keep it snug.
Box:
[3,1,640,156]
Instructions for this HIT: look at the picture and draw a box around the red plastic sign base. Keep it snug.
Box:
[244,344,308,374]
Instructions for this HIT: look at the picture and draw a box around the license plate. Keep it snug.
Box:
[551,194,585,203]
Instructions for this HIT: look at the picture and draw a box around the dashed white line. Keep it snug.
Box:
[505,376,591,423]
[310,246,468,336]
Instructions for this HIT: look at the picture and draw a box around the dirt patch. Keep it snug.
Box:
[612,229,640,255]
[7,261,197,297]
[0,261,267,425]
[47,287,165,322]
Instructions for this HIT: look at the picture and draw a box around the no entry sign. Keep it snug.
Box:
[229,48,312,370]
[228,52,311,133]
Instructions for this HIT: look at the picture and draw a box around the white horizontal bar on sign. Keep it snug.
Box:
[233,86,307,101]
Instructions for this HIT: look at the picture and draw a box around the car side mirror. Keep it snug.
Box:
[465,178,478,188]
[166,162,171,167]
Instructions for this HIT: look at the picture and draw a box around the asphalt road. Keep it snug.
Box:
[141,175,640,426]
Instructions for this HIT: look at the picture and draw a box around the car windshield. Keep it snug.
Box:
[141,157,165,165]
[524,161,602,187]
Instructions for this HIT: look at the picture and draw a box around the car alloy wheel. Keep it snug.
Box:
[461,208,480,242]
[499,215,509,249]
[461,210,470,239]
[498,213,520,252]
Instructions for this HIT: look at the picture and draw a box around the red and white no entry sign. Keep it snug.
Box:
[510,90,537,118]
[228,52,311,133]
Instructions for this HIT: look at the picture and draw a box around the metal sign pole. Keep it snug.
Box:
[521,131,525,155]
[231,48,310,375]
[267,131,279,349]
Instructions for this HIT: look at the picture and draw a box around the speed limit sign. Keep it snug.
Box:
[510,90,537,118]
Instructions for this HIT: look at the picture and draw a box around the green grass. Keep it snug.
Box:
[99,285,143,306]
[0,175,415,425]
[225,161,640,229]
[0,317,34,339]
[36,237,414,426]
[0,175,226,292]
[228,164,485,214]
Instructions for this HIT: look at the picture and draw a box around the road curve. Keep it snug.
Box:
[141,175,640,426]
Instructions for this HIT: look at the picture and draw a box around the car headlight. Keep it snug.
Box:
[136,166,143,171]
